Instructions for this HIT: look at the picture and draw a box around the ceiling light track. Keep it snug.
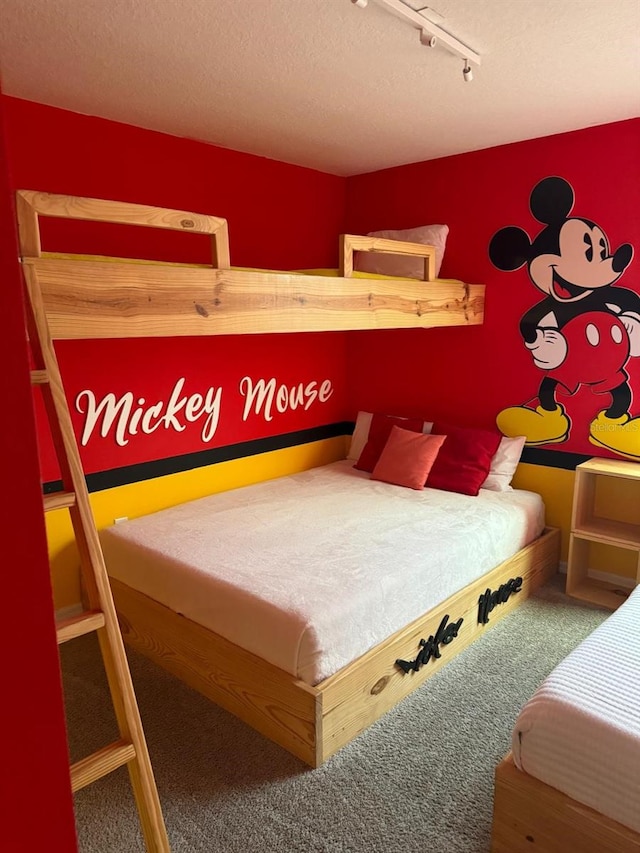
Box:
[350,0,481,80]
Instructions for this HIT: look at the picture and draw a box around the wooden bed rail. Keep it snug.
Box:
[16,190,231,268]
[15,190,485,337]
[20,257,483,339]
[340,234,436,281]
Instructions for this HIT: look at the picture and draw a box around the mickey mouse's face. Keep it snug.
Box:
[489,176,634,303]
[529,218,627,302]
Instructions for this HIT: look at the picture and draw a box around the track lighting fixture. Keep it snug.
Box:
[350,0,480,78]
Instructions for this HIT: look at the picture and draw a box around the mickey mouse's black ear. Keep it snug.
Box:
[489,226,532,271]
[530,176,574,225]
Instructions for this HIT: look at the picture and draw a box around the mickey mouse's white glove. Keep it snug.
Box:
[620,312,640,357]
[525,328,568,369]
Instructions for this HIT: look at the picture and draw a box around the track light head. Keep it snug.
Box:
[351,0,368,7]
[420,30,437,48]
[462,61,473,82]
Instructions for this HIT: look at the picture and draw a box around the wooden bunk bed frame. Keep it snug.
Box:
[18,190,557,767]
[16,190,484,337]
[491,752,640,853]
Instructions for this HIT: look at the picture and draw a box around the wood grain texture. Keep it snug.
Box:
[17,189,230,267]
[491,753,640,853]
[567,456,640,609]
[318,527,560,762]
[24,256,484,338]
[111,579,322,767]
[577,457,640,481]
[56,610,106,644]
[111,528,559,767]
[340,234,436,281]
[70,740,136,793]
[22,259,170,851]
[15,190,42,257]
[16,191,484,336]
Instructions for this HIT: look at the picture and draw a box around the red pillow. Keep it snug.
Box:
[372,427,447,490]
[426,423,502,496]
[354,413,424,473]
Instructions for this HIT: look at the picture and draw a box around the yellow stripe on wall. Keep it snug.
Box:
[48,443,633,609]
[47,435,348,608]
[512,463,574,558]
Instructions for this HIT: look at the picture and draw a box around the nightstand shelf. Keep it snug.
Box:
[566,457,640,610]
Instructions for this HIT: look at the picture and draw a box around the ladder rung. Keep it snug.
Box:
[43,490,76,512]
[70,739,137,792]
[56,610,106,644]
[30,369,49,385]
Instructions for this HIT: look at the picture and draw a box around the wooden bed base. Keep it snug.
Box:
[491,753,640,853]
[111,527,560,767]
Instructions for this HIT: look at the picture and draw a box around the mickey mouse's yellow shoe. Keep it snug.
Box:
[589,412,640,460]
[496,404,570,446]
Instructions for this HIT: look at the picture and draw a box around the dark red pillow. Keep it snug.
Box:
[426,423,502,496]
[354,413,424,473]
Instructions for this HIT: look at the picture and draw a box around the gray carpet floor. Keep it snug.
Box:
[61,575,609,853]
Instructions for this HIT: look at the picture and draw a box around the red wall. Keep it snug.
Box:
[1,96,350,846]
[3,98,350,480]
[4,96,346,270]
[0,93,78,850]
[2,96,637,849]
[345,119,640,459]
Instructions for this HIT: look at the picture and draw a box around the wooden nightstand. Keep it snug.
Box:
[566,457,640,609]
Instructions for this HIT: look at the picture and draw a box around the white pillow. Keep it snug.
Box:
[347,411,433,461]
[481,436,526,492]
[347,411,373,461]
[354,224,449,279]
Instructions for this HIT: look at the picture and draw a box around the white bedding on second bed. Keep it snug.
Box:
[512,584,640,833]
[101,460,545,685]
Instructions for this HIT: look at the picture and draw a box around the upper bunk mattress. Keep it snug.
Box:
[101,460,545,685]
[512,584,640,833]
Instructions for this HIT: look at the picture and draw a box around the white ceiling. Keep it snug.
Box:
[0,0,638,176]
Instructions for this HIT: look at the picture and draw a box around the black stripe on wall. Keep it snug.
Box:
[43,422,595,495]
[43,421,353,494]
[520,446,592,470]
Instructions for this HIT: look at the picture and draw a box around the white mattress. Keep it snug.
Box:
[101,460,545,685]
[513,584,640,833]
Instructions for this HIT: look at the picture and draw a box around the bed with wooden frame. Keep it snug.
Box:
[17,190,558,767]
[491,584,640,853]
[491,754,640,853]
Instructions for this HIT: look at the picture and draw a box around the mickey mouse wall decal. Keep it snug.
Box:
[489,176,639,460]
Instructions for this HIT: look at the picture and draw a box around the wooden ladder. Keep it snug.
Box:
[20,239,170,849]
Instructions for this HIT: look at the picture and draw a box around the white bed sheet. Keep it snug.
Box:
[512,584,640,833]
[101,460,545,685]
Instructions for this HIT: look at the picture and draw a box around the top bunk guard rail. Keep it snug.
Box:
[340,234,436,281]
[16,190,231,267]
[16,191,484,339]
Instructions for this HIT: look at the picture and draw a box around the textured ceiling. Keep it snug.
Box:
[0,0,638,176]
